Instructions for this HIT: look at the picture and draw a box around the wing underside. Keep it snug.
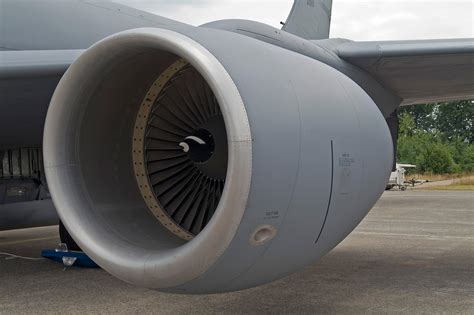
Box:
[337,38,474,105]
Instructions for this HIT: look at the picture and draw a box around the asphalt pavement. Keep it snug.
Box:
[0,190,473,314]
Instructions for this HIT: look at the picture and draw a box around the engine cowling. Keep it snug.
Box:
[43,26,393,293]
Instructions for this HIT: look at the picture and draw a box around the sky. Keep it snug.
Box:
[113,0,473,41]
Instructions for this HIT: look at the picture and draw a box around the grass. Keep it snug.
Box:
[409,173,474,182]
[458,177,474,185]
[422,185,474,191]
[419,175,474,191]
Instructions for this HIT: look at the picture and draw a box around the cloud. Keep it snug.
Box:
[113,0,473,40]
[332,1,473,40]
[117,0,293,27]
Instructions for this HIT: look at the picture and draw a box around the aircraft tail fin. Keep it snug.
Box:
[282,0,333,40]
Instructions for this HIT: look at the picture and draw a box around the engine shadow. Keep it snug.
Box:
[181,244,473,314]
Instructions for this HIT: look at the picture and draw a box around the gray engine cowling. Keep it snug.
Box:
[43,26,392,293]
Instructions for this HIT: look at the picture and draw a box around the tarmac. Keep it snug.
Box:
[0,190,473,314]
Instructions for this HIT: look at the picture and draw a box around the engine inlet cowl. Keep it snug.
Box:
[43,27,253,291]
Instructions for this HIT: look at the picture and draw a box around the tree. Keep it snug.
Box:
[436,101,474,143]
[398,112,416,137]
[399,103,436,131]
[397,100,474,174]
[460,145,474,172]
[419,144,456,174]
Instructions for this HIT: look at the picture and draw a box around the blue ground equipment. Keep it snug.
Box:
[41,247,99,268]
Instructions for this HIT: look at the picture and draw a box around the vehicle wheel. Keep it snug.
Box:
[401,186,407,191]
[59,220,81,251]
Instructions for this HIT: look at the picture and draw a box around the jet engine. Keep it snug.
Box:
[43,27,393,293]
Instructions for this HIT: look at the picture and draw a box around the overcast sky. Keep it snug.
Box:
[113,0,473,41]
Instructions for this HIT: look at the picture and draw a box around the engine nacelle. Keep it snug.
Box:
[43,27,392,293]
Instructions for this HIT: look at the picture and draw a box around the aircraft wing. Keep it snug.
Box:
[0,50,82,78]
[337,38,474,105]
[0,50,82,147]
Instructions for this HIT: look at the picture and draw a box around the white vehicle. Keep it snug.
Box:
[386,164,417,191]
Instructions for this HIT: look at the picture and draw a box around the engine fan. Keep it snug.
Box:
[133,59,227,240]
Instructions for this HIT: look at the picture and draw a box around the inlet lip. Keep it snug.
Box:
[43,27,252,289]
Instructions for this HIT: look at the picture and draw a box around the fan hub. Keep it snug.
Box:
[180,129,215,163]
